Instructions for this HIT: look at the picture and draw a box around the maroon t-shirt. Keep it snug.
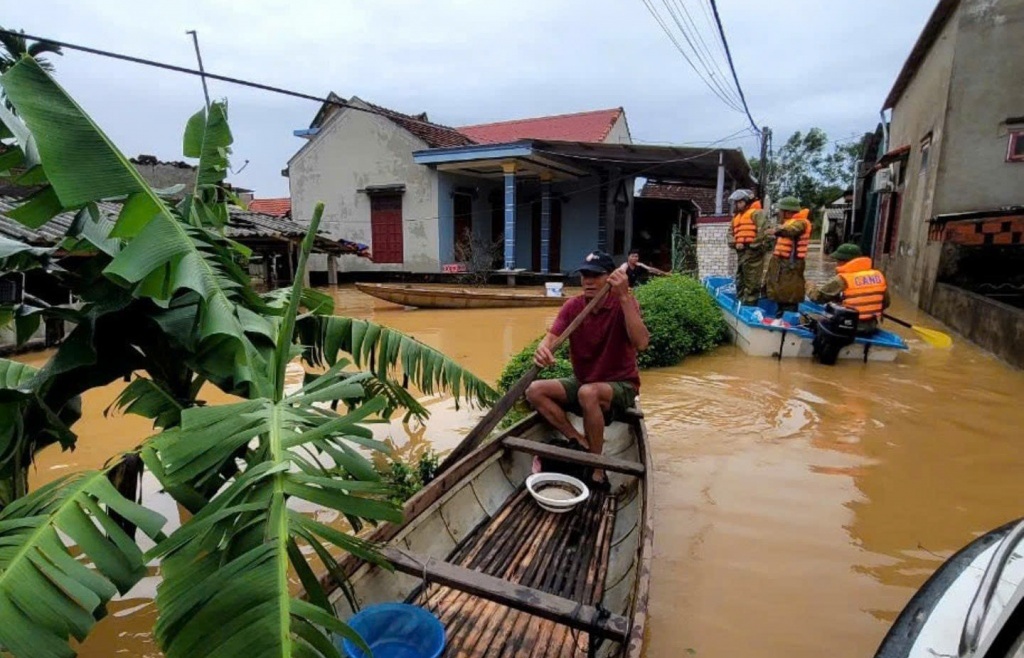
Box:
[550,293,642,390]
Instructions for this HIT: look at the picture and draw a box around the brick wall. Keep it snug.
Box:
[696,216,736,279]
[940,215,1024,246]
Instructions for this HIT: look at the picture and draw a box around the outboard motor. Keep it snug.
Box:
[811,303,859,365]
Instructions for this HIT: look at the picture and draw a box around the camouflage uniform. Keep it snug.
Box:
[808,276,892,334]
[766,217,811,312]
[727,207,770,305]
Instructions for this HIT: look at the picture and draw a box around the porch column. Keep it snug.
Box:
[262,254,272,288]
[327,254,338,286]
[714,151,725,215]
[502,162,517,270]
[540,173,552,274]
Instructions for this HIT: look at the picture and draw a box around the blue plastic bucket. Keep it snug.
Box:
[339,603,445,658]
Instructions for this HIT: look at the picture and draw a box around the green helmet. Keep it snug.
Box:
[776,196,801,212]
[829,243,863,262]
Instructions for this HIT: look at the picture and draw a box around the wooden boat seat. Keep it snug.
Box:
[502,436,645,477]
[405,487,622,656]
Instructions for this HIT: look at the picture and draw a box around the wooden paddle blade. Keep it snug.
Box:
[913,325,953,348]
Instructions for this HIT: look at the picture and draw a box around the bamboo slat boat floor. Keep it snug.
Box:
[410,486,616,657]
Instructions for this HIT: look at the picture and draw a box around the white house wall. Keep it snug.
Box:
[883,3,959,306]
[288,106,441,273]
[604,115,633,144]
[933,0,1024,214]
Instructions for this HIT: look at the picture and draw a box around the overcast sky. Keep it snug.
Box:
[4,0,935,197]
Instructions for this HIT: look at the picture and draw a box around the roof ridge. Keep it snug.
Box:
[458,107,622,130]
[360,98,467,132]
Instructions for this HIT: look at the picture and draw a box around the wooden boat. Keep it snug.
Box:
[874,518,1024,658]
[325,408,653,657]
[704,276,908,361]
[356,282,569,309]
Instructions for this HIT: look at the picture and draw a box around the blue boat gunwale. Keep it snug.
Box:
[703,276,909,351]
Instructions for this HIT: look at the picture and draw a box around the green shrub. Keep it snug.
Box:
[494,336,572,428]
[379,449,440,505]
[633,274,728,368]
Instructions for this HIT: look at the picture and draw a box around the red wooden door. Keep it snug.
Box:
[370,194,403,263]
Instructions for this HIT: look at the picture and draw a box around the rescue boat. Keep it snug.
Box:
[703,276,908,361]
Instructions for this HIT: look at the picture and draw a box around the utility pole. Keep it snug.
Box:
[756,126,770,199]
[185,30,211,109]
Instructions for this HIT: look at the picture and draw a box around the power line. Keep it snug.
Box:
[658,0,743,109]
[708,0,759,134]
[0,28,456,134]
[638,0,745,113]
[670,0,740,106]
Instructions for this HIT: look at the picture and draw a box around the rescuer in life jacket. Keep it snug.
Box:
[726,189,770,305]
[765,197,812,317]
[807,243,891,335]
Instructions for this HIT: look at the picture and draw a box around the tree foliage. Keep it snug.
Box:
[0,55,496,657]
[750,127,864,210]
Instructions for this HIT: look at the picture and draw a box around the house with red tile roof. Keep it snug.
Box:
[247,197,291,218]
[287,94,752,275]
[459,108,631,145]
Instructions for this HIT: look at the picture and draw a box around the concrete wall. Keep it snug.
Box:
[604,115,633,145]
[933,0,1024,214]
[556,178,601,271]
[696,218,737,279]
[927,283,1024,369]
[288,101,440,273]
[879,2,960,307]
[132,160,196,199]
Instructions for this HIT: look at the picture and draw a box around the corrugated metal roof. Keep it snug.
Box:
[0,195,368,255]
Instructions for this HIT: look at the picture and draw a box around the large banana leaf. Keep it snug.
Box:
[179,102,232,229]
[106,375,185,429]
[0,358,82,506]
[144,384,400,658]
[298,315,498,413]
[1,58,272,395]
[0,470,165,658]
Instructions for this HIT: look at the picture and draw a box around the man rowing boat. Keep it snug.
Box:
[526,250,650,488]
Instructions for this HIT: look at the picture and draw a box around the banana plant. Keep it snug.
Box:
[0,54,499,657]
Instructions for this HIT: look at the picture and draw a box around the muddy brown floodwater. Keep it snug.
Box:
[16,284,1024,658]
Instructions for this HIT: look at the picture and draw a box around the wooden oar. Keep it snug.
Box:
[882,312,953,348]
[436,282,612,474]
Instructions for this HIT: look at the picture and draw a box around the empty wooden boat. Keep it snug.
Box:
[325,409,653,657]
[355,282,569,309]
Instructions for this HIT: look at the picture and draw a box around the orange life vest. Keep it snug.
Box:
[731,200,761,246]
[837,257,887,321]
[773,209,812,259]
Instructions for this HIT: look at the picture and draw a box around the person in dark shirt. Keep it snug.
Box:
[624,248,667,288]
[525,250,650,487]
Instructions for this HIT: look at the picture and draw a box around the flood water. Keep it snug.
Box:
[16,277,1024,658]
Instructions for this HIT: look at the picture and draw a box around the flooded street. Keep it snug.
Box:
[17,283,1024,658]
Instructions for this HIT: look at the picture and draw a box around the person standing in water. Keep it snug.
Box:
[624,248,668,288]
[727,189,770,305]
[766,197,813,316]
[526,250,649,488]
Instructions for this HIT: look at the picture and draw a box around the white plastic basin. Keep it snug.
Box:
[526,473,589,513]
